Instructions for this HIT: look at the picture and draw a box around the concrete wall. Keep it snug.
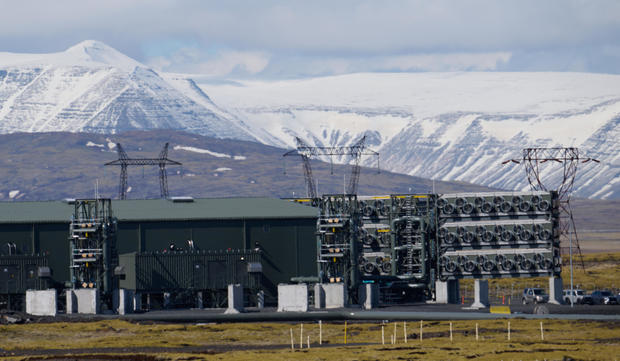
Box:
[67,288,99,314]
[26,289,57,316]
[435,280,460,304]
[549,277,563,305]
[113,289,134,315]
[471,280,489,308]
[225,284,244,314]
[277,284,308,312]
[359,283,379,310]
[321,283,347,309]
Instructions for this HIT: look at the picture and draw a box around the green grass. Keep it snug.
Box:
[1,319,618,360]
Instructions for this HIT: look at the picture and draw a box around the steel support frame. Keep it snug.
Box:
[508,147,599,270]
[283,136,379,197]
[105,143,182,200]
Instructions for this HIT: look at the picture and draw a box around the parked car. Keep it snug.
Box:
[562,289,592,305]
[522,288,549,304]
[590,290,619,305]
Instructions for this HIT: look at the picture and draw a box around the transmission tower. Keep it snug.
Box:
[283,136,379,197]
[105,143,182,200]
[503,147,599,270]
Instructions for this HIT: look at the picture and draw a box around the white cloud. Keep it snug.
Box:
[0,1,618,76]
[381,52,512,72]
[195,50,270,76]
[148,48,270,76]
[256,52,512,77]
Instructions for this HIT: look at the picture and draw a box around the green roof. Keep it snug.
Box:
[0,198,318,224]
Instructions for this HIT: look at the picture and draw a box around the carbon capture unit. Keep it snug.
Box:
[1,190,561,313]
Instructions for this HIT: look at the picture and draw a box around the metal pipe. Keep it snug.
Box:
[118,310,620,323]
[290,276,320,283]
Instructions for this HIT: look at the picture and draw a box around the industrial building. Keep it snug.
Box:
[0,197,318,306]
[1,190,563,314]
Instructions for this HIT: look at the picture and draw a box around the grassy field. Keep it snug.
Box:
[1,252,618,360]
[0,318,619,360]
[578,232,620,253]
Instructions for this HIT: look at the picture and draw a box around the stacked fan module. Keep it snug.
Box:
[357,196,394,278]
[356,195,434,283]
[436,191,561,281]
[317,194,436,293]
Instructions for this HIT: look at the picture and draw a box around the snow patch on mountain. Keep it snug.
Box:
[200,72,620,199]
[0,41,256,141]
[1,41,619,199]
[0,40,141,72]
[86,141,104,148]
[173,145,245,160]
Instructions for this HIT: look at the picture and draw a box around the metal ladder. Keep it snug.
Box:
[405,196,414,274]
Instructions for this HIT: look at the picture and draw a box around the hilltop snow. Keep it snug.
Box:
[0,41,255,140]
[198,72,620,200]
[1,41,618,199]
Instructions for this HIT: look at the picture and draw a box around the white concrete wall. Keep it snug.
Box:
[322,283,347,309]
[359,283,379,310]
[471,280,489,308]
[435,280,460,304]
[225,284,244,314]
[314,283,325,308]
[549,277,563,304]
[66,289,77,314]
[113,289,134,315]
[73,288,99,314]
[277,284,308,312]
[26,289,57,316]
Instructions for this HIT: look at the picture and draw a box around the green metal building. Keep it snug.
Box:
[0,198,318,298]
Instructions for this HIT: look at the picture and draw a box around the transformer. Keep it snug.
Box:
[0,255,50,294]
[117,250,262,307]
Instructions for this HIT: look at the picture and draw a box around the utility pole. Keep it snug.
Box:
[283,136,379,197]
[503,147,599,270]
[105,143,182,200]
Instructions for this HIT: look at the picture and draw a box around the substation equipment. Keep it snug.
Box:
[0,254,50,310]
[69,199,116,293]
[117,250,263,308]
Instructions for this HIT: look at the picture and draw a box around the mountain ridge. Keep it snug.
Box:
[1,41,618,199]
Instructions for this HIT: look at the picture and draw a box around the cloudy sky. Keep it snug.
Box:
[1,0,619,78]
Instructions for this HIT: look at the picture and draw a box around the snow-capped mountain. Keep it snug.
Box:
[0,40,254,140]
[1,41,618,199]
[198,72,620,200]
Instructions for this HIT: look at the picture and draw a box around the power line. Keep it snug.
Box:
[104,143,182,200]
[283,136,379,197]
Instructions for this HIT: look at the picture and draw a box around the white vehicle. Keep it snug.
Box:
[562,289,592,305]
